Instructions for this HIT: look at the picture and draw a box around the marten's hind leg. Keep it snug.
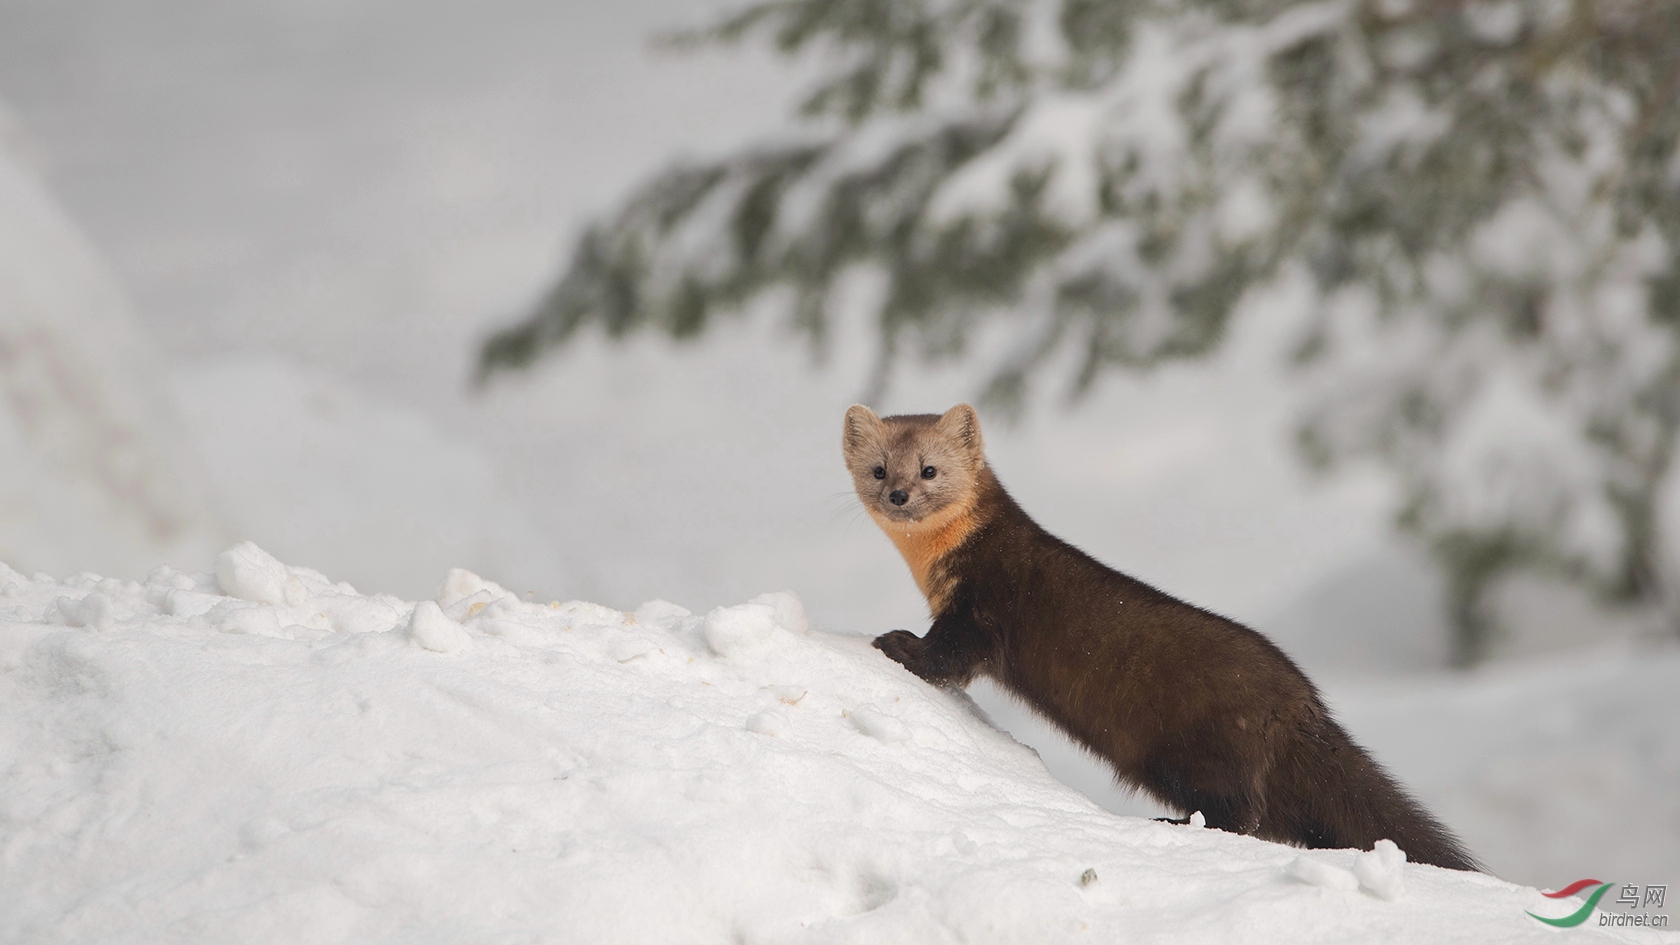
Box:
[1142,781,1265,834]
[1138,737,1270,836]
[1194,793,1268,835]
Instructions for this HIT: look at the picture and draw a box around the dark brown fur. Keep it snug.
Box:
[844,404,1478,872]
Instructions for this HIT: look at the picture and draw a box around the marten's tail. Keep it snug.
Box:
[1263,713,1479,872]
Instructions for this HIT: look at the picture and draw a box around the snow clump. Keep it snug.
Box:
[407,600,470,653]
[1354,838,1409,900]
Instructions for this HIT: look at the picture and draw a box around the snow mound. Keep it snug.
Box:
[0,124,221,580]
[0,549,1649,943]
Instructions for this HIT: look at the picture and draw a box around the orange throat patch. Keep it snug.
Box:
[869,494,982,614]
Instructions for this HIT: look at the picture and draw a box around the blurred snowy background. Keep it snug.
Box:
[1,0,1675,891]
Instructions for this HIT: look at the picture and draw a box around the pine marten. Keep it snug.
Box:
[844,403,1478,872]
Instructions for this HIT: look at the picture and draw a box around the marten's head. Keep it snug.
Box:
[843,404,986,527]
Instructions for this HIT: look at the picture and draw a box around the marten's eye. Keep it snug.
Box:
[872,466,886,480]
[921,466,937,479]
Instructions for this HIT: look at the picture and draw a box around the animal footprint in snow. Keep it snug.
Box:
[746,709,791,737]
[609,637,657,662]
[849,707,909,743]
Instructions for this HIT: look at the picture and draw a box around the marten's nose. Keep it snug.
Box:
[888,490,909,506]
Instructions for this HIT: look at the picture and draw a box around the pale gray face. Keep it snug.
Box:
[842,404,986,524]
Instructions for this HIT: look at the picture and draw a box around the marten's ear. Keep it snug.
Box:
[843,404,884,458]
[936,404,984,460]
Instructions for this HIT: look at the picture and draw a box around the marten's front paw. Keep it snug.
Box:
[872,629,924,667]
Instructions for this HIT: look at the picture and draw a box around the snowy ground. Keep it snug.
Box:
[4,546,1673,943]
